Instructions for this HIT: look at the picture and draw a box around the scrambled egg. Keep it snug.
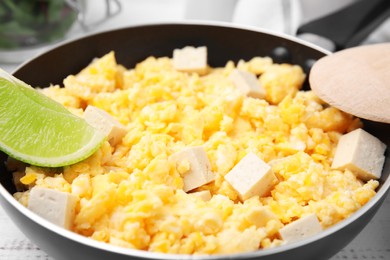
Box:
[12,51,378,254]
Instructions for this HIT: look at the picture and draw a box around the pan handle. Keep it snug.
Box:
[297,0,390,51]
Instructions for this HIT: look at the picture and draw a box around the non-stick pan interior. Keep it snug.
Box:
[13,23,324,88]
[6,23,389,189]
[3,23,326,193]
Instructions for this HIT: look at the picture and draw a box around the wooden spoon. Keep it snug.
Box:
[309,43,390,123]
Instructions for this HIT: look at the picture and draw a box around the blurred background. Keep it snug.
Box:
[0,0,389,72]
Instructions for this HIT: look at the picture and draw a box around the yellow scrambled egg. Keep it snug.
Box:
[12,51,378,254]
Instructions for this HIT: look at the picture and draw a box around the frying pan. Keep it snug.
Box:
[0,22,389,260]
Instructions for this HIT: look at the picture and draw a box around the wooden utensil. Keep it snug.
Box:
[309,43,390,123]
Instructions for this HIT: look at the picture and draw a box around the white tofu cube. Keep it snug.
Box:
[279,214,322,243]
[224,152,278,201]
[190,190,212,201]
[170,146,215,192]
[28,187,77,229]
[331,128,386,181]
[229,69,266,99]
[83,105,127,146]
[173,46,208,74]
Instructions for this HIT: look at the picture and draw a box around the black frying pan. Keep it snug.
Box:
[1,22,389,260]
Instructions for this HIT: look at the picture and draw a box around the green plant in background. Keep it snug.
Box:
[0,0,78,49]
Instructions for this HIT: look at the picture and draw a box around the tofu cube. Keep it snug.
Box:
[229,69,266,99]
[83,105,127,146]
[190,190,212,201]
[28,187,77,229]
[173,46,208,74]
[224,152,278,201]
[279,214,322,243]
[331,128,386,181]
[170,146,215,192]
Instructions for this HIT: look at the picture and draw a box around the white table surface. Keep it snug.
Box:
[1,1,389,259]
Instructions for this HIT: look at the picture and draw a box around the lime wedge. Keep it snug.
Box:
[0,69,106,167]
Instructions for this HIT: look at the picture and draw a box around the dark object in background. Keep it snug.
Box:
[0,0,77,49]
[297,0,390,51]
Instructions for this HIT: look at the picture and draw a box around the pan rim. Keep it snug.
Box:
[1,21,388,259]
[2,178,389,260]
[12,20,332,74]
